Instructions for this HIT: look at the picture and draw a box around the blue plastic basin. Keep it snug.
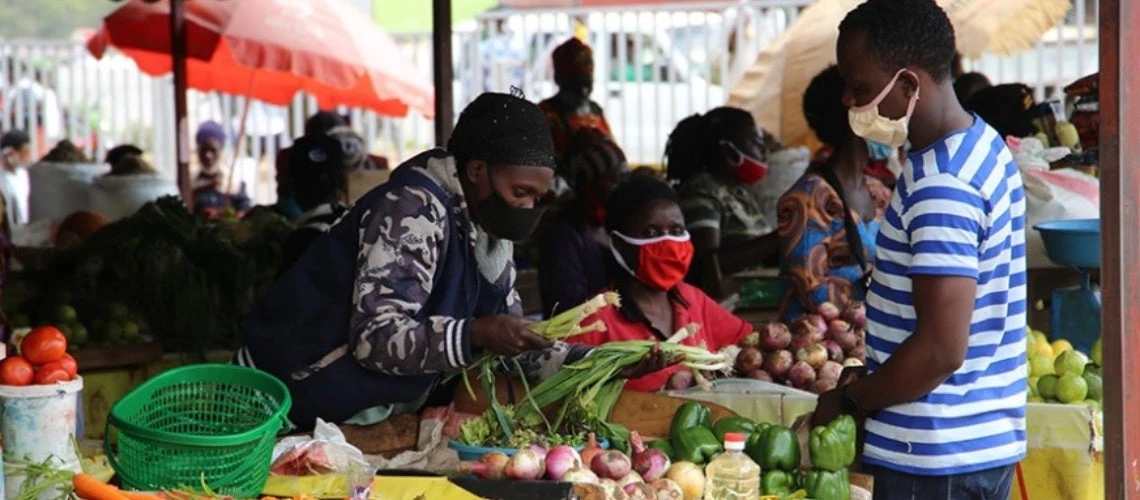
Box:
[1034,219,1101,269]
[448,438,609,462]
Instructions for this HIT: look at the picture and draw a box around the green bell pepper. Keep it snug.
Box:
[804,468,849,500]
[760,469,798,496]
[646,439,675,460]
[746,425,800,472]
[711,416,758,443]
[672,426,722,465]
[809,415,857,471]
[670,401,713,438]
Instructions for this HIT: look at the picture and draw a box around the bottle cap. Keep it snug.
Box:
[724,432,746,450]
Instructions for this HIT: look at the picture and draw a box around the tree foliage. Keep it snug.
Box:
[0,0,117,39]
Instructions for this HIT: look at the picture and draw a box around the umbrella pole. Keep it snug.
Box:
[432,0,454,146]
[226,74,257,201]
[170,0,191,205]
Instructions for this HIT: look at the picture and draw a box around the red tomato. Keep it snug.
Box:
[57,354,78,379]
[0,357,34,386]
[34,362,71,385]
[21,326,68,365]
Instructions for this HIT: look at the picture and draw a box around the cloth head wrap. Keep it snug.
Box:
[552,37,593,81]
[195,120,226,145]
[448,91,556,169]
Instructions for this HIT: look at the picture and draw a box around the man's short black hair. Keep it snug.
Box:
[839,0,957,83]
[0,130,30,151]
[303,111,347,137]
[803,65,850,147]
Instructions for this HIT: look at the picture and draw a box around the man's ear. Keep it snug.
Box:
[900,70,922,98]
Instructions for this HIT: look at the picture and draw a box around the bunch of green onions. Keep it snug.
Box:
[528,292,621,339]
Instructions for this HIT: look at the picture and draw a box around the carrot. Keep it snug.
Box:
[123,492,165,500]
[73,473,130,500]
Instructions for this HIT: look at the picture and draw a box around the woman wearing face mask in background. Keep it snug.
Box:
[666,107,779,299]
[538,129,630,317]
[567,175,753,392]
[777,66,892,323]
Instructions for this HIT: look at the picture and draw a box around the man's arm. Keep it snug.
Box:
[846,275,975,409]
[348,185,472,375]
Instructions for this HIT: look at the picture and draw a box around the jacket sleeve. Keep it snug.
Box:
[348,184,474,375]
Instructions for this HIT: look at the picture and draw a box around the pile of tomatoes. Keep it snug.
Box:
[0,326,79,386]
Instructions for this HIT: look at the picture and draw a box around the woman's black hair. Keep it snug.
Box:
[664,106,755,183]
[563,128,626,191]
[604,174,679,235]
[954,72,993,105]
[965,84,1039,139]
[802,66,850,147]
[801,66,869,274]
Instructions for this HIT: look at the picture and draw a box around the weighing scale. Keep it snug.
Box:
[1034,219,1101,354]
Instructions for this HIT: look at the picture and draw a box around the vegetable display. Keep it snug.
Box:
[760,469,800,497]
[748,425,800,472]
[802,415,858,500]
[1,326,80,386]
[804,469,850,500]
[710,416,758,443]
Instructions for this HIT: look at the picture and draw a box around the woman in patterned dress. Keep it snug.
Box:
[777,66,892,322]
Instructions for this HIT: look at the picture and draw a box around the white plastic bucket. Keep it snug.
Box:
[0,377,83,497]
[90,174,180,221]
[28,162,109,223]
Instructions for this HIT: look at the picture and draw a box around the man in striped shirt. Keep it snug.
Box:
[811,1,1028,498]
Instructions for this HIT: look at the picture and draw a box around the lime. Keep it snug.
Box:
[1083,373,1103,401]
[1092,337,1103,365]
[1029,355,1054,377]
[1084,363,1101,377]
[1054,350,1088,376]
[69,324,89,346]
[1028,395,1045,403]
[104,322,124,343]
[121,321,140,341]
[54,305,78,323]
[1051,339,1074,357]
[1056,372,1089,404]
[106,303,129,321]
[1033,331,1049,345]
[1037,374,1060,400]
[1028,377,1040,397]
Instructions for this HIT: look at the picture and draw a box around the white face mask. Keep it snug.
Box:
[848,68,920,149]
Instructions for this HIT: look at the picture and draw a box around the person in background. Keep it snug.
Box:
[954,71,993,105]
[778,66,892,323]
[568,175,752,392]
[965,83,1039,140]
[813,2,1027,498]
[665,107,777,299]
[0,130,32,226]
[274,111,347,219]
[538,128,630,317]
[278,134,354,274]
[104,144,143,169]
[538,38,614,179]
[240,93,666,428]
[193,120,251,218]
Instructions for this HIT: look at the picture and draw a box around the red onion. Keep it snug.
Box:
[630,431,671,482]
[826,319,851,339]
[841,301,867,328]
[618,470,645,488]
[591,450,632,480]
[811,378,838,394]
[821,340,844,362]
[831,326,860,351]
[527,443,549,460]
[842,357,864,367]
[735,346,764,374]
[818,360,843,383]
[545,444,583,480]
[817,302,841,321]
[563,467,600,485]
[757,322,792,350]
[650,478,684,499]
[666,370,694,390]
[791,315,826,343]
[787,360,817,390]
[580,432,605,469]
[505,448,545,480]
[457,451,509,479]
[624,482,655,500]
[763,350,795,379]
[796,343,829,370]
[600,479,628,499]
[738,332,759,347]
[746,369,773,382]
[848,341,866,361]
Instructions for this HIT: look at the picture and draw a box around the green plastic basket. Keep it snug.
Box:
[104,364,292,497]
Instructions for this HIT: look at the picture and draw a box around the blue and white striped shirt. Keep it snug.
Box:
[863,117,1027,476]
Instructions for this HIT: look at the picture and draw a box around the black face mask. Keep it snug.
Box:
[475,169,547,242]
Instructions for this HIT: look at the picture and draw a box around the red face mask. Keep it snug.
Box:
[723,141,768,184]
[611,231,695,290]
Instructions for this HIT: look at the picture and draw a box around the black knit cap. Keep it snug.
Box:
[605,174,679,233]
[448,91,556,169]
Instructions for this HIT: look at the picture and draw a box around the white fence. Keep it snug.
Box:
[0,0,1099,203]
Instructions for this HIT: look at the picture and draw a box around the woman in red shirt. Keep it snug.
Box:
[568,175,753,391]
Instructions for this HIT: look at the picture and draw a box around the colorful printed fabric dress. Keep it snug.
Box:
[777,172,891,322]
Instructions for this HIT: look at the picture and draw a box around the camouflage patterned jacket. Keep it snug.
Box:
[348,149,588,379]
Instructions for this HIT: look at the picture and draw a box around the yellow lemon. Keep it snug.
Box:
[1051,339,1074,357]
[1028,356,1054,377]
[1032,341,1054,359]
[1033,331,1049,345]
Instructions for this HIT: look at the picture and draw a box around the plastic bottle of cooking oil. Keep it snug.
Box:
[703,432,760,499]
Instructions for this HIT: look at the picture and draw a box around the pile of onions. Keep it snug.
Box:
[580,433,605,469]
[505,448,545,480]
[591,450,632,480]
[457,451,510,479]
[544,445,583,480]
[630,431,671,482]
[562,467,600,484]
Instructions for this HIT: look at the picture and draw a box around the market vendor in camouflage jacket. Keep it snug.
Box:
[240,92,669,429]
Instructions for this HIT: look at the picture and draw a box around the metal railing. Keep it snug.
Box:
[0,0,1100,204]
